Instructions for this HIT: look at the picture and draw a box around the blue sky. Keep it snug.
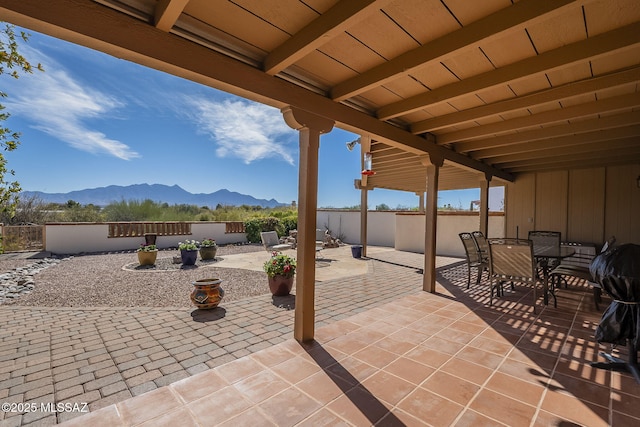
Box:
[4,26,502,210]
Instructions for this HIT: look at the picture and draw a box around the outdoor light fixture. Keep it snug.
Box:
[345,138,360,151]
[362,152,376,176]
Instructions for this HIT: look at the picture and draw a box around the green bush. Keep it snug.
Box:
[244,217,282,243]
[280,216,297,236]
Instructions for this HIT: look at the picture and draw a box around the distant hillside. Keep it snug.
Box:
[21,184,286,208]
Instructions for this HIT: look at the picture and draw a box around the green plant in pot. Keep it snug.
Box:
[199,238,217,261]
[137,243,158,266]
[178,239,199,266]
[263,251,296,296]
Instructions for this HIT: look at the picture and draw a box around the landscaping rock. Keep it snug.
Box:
[0,257,68,304]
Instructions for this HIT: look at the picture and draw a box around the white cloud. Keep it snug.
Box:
[5,46,139,160]
[187,98,296,164]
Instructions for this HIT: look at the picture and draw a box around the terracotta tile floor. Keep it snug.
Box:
[54,251,640,427]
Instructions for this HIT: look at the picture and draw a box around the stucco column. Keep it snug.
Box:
[282,106,334,342]
[421,154,443,293]
[417,192,425,213]
[479,173,491,236]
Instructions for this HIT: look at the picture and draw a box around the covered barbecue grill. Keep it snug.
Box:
[590,243,640,383]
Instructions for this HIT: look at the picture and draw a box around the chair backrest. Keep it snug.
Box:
[488,238,537,282]
[260,231,279,248]
[471,231,489,257]
[316,229,325,241]
[528,231,561,253]
[459,232,482,264]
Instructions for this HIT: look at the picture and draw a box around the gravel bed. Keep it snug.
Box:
[4,244,277,308]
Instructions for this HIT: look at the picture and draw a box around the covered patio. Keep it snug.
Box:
[1,0,639,425]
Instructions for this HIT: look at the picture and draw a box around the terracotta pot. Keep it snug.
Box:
[181,249,198,265]
[137,250,158,266]
[199,246,217,260]
[268,274,294,296]
[190,278,224,309]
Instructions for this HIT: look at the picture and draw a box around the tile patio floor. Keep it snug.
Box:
[1,247,639,426]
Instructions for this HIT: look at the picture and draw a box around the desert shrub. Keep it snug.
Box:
[244,217,281,243]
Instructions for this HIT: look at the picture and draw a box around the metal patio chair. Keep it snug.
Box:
[459,232,488,289]
[488,238,541,311]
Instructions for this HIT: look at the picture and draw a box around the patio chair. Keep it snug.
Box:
[471,231,489,262]
[315,229,325,258]
[550,236,616,310]
[528,230,561,277]
[487,238,541,310]
[459,232,488,289]
[260,231,293,252]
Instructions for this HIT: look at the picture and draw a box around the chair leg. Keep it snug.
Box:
[475,266,483,287]
[466,265,471,289]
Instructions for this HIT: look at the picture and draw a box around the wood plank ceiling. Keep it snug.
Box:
[1,0,639,192]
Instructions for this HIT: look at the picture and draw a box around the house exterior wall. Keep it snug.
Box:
[505,164,640,247]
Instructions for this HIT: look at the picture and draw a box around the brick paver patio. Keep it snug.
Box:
[2,248,639,426]
[0,247,440,426]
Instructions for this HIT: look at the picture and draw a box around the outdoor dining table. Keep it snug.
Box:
[534,246,576,306]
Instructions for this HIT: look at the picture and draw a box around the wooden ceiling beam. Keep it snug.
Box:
[411,67,640,134]
[330,0,581,102]
[472,125,640,160]
[437,92,640,144]
[377,22,640,120]
[372,155,418,165]
[456,111,640,153]
[0,0,514,182]
[154,0,189,31]
[491,137,640,166]
[264,0,389,75]
[508,154,640,173]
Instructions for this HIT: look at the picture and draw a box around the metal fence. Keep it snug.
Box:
[2,225,45,252]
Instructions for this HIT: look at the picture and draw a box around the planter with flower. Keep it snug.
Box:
[137,243,158,266]
[263,252,297,296]
[178,240,200,265]
[199,238,217,261]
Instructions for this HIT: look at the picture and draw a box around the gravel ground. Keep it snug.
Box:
[2,244,276,308]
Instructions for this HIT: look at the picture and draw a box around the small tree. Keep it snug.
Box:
[0,23,43,217]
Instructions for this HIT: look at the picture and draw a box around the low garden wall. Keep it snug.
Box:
[318,209,505,258]
[44,221,247,254]
[40,212,504,257]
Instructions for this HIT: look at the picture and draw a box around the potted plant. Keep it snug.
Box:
[199,238,217,260]
[263,251,297,296]
[137,243,158,266]
[178,239,199,266]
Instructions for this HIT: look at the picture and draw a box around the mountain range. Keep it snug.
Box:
[21,184,286,208]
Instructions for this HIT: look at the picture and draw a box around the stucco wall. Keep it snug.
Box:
[394,213,505,257]
[318,209,505,258]
[317,210,395,246]
[44,222,247,254]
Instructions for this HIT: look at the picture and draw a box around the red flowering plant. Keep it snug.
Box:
[263,251,297,278]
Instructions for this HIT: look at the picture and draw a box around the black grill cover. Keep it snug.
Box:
[590,244,640,347]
